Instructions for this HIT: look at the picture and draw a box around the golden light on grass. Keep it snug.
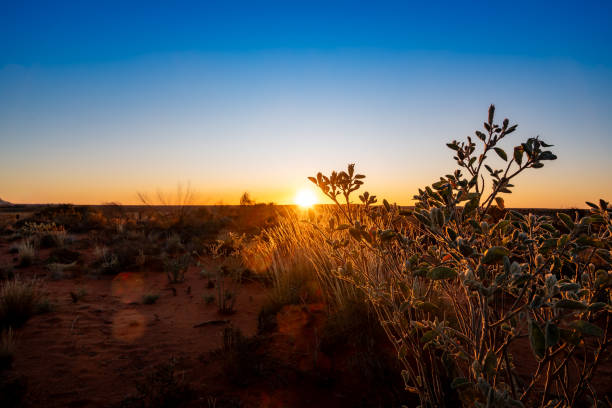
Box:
[294,188,317,208]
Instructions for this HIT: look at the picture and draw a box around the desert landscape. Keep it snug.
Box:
[2,2,611,407]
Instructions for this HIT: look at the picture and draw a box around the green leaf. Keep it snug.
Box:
[491,219,511,233]
[484,350,497,377]
[586,201,599,210]
[539,151,557,161]
[560,328,581,345]
[427,266,458,280]
[545,322,560,348]
[555,299,587,311]
[557,212,575,231]
[570,320,603,337]
[413,300,439,313]
[383,199,391,212]
[513,146,524,165]
[421,330,437,343]
[559,283,580,292]
[494,147,507,161]
[529,320,546,359]
[446,143,459,151]
[463,197,479,217]
[588,302,608,312]
[482,246,510,264]
[451,377,471,390]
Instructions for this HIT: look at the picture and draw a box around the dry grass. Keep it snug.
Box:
[17,240,36,267]
[0,278,42,328]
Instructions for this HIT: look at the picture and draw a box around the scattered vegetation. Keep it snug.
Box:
[0,105,608,408]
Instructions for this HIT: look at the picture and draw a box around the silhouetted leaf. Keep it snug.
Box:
[451,377,471,389]
[529,320,546,359]
[494,147,507,161]
[555,299,587,311]
[545,322,560,348]
[570,320,603,337]
[482,246,510,264]
[427,266,457,280]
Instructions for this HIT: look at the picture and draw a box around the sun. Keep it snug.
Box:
[294,189,318,208]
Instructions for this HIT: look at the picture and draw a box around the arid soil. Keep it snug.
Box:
[0,233,388,408]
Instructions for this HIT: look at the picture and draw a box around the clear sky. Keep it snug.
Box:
[1,1,611,207]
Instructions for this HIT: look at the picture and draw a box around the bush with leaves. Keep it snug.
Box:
[305,106,611,407]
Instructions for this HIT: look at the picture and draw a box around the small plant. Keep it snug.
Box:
[95,246,119,274]
[164,254,190,284]
[239,192,255,206]
[0,328,16,371]
[142,293,159,305]
[16,240,36,267]
[215,268,237,314]
[0,278,41,328]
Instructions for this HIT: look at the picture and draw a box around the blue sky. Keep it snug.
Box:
[1,1,611,206]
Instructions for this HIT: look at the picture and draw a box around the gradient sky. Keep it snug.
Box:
[1,1,611,207]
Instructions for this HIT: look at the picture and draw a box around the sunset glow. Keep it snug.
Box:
[0,2,610,207]
[294,189,318,208]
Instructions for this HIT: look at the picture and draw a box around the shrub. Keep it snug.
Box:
[0,278,42,328]
[21,222,67,249]
[305,106,611,407]
[94,246,120,274]
[16,240,36,267]
[239,192,255,206]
